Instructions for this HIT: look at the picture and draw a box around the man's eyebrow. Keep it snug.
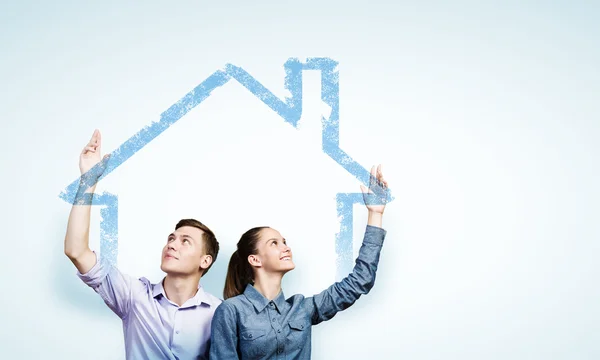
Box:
[167,233,196,240]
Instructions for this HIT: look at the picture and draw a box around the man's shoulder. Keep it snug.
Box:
[133,276,160,296]
[138,276,154,285]
[202,290,224,308]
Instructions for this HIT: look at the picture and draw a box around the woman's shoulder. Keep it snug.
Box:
[218,294,251,311]
[286,293,307,304]
[287,293,316,313]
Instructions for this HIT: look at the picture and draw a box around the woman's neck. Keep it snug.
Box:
[253,271,283,300]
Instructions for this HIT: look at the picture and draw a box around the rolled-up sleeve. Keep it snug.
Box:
[77,252,137,319]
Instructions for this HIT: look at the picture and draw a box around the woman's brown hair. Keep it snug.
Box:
[223,226,269,299]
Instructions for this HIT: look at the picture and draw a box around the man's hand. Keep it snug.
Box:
[79,129,109,178]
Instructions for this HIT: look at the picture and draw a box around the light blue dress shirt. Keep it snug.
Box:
[78,253,222,360]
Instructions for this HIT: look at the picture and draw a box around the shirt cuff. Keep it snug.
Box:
[364,225,387,246]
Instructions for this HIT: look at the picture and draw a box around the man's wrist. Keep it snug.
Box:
[74,177,97,205]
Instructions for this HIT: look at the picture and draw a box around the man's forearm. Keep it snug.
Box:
[64,182,97,272]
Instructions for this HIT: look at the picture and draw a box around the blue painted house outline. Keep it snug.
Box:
[58,57,394,280]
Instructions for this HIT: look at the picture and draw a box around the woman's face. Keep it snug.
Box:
[253,227,295,274]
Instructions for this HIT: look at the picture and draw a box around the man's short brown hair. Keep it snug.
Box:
[175,219,219,277]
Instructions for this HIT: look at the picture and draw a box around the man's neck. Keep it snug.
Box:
[163,274,201,307]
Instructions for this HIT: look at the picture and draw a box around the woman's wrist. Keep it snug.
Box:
[367,211,383,228]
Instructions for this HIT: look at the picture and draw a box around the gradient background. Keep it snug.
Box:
[1,1,599,359]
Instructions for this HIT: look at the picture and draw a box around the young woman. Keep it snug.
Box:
[209,165,390,359]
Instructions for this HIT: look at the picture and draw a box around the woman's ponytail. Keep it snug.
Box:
[223,227,269,300]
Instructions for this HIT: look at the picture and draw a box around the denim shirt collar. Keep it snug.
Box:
[243,284,286,313]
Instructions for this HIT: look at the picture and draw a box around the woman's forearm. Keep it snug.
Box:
[367,210,383,228]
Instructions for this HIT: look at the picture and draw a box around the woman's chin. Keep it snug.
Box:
[280,261,296,273]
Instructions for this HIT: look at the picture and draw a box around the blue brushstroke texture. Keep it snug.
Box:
[59,58,395,279]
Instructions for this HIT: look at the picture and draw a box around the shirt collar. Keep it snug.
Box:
[243,284,286,313]
[153,278,214,308]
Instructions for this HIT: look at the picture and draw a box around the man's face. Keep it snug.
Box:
[160,226,211,276]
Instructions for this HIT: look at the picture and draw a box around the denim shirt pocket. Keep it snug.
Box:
[288,318,311,351]
[240,328,268,359]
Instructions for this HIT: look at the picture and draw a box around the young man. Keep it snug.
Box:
[64,129,222,360]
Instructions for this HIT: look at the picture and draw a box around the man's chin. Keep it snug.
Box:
[160,263,177,274]
[160,265,197,277]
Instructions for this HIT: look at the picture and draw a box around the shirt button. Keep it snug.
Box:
[272,318,276,322]
[278,349,283,354]
[277,329,281,333]
[176,331,180,334]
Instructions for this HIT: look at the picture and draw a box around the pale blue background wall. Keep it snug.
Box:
[0,1,598,359]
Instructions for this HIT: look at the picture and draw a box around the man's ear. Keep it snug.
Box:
[248,254,262,268]
[199,255,213,272]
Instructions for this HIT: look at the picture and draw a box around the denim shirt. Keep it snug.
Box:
[209,225,387,359]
